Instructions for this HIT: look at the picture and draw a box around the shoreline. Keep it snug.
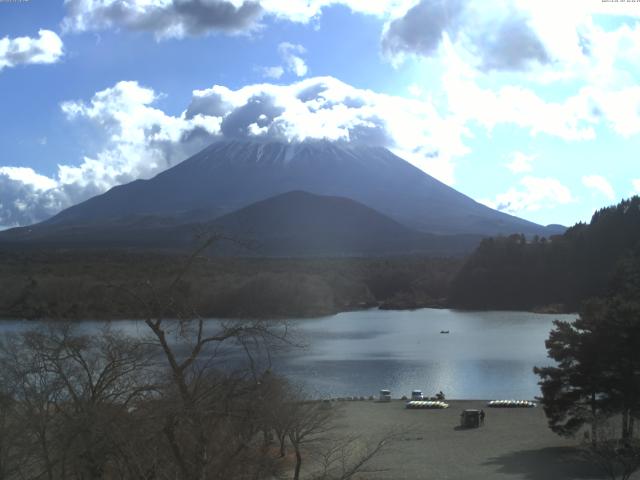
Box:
[0,304,577,322]
[332,399,602,480]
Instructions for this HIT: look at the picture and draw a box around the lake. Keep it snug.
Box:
[274,308,576,400]
[0,308,575,400]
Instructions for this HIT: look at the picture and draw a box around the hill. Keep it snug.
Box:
[449,196,640,311]
[209,191,483,256]
[0,191,483,256]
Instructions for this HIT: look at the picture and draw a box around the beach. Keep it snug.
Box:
[324,400,631,480]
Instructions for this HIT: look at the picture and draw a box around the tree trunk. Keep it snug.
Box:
[591,392,598,446]
[622,408,630,441]
[293,447,302,480]
[196,431,208,480]
[279,434,286,458]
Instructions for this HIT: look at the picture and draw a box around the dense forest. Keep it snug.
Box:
[0,251,461,320]
[4,197,638,320]
[450,196,640,311]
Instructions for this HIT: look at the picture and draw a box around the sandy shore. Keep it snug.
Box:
[325,400,635,480]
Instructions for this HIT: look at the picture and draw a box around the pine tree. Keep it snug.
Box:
[535,250,640,442]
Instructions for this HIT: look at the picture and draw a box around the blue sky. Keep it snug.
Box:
[1,0,640,229]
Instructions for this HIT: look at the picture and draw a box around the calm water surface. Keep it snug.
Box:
[0,308,576,400]
[275,309,576,400]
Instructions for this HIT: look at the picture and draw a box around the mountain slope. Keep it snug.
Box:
[209,191,483,256]
[0,191,483,256]
[43,139,560,236]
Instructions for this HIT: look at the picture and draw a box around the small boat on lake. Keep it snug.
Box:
[440,330,450,334]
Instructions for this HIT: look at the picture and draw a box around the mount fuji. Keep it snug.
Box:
[0,139,563,254]
[45,139,560,235]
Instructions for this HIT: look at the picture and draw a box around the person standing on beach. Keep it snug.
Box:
[480,409,485,425]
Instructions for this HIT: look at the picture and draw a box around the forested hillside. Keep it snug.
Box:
[450,196,640,311]
[0,251,461,319]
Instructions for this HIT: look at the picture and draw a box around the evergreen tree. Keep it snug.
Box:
[452,195,640,310]
[535,250,640,442]
[534,302,610,441]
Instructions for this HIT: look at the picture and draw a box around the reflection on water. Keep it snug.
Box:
[0,308,576,399]
[274,308,576,399]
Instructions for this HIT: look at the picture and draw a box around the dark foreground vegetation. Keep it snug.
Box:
[534,250,640,480]
[451,196,640,312]
[0,250,461,320]
[0,270,397,480]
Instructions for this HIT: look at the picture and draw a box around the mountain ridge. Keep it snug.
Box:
[42,139,563,237]
[0,190,484,256]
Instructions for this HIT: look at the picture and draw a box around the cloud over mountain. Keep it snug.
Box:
[184,76,463,180]
[0,172,65,229]
[6,0,640,231]
[0,81,215,228]
[0,74,466,227]
[1,60,639,228]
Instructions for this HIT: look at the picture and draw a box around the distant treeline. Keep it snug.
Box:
[0,251,462,320]
[5,196,638,320]
[450,196,640,311]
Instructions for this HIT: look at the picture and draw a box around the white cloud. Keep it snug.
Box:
[0,173,68,229]
[482,176,574,214]
[407,83,423,97]
[505,152,535,174]
[260,0,414,22]
[377,0,640,148]
[0,167,57,191]
[440,43,598,141]
[58,80,221,190]
[278,42,308,77]
[582,175,615,200]
[437,36,640,143]
[583,0,640,18]
[261,65,284,79]
[0,80,220,227]
[633,179,640,194]
[261,42,308,79]
[382,0,553,71]
[0,30,63,71]
[380,0,640,94]
[62,0,264,38]
[186,76,466,183]
[57,0,640,150]
[583,86,640,138]
[0,76,469,226]
[62,0,416,38]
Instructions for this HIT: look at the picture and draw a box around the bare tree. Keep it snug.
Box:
[0,390,25,480]
[282,386,401,480]
[287,399,336,480]
[115,237,292,480]
[582,416,640,480]
[312,432,399,480]
[0,236,397,480]
[0,323,157,480]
